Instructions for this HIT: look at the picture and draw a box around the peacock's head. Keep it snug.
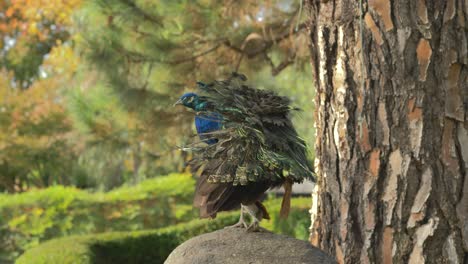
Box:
[174,92,204,110]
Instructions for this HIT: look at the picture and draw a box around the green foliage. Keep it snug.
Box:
[66,83,182,189]
[0,173,194,261]
[16,197,311,264]
[0,1,83,193]
[1,0,315,192]
[15,217,237,264]
[262,197,311,240]
[68,0,312,183]
[0,0,80,87]
[0,3,316,262]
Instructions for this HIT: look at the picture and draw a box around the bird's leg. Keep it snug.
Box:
[243,203,268,232]
[225,204,248,229]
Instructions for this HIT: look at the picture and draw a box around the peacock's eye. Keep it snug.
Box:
[187,97,194,103]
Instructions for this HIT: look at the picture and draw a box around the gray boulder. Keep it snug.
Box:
[165,228,336,264]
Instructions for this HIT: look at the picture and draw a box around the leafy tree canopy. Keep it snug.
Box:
[74,0,311,180]
[0,0,314,192]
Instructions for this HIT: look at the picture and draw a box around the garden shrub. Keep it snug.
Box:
[16,197,311,264]
[0,173,194,261]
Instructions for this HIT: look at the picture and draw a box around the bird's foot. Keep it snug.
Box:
[225,206,248,229]
[225,219,248,229]
[246,221,269,232]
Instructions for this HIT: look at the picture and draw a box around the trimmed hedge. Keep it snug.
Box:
[16,198,311,264]
[0,173,194,261]
[16,215,237,264]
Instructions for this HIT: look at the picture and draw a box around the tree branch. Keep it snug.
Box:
[263,52,296,76]
[235,53,244,72]
[222,40,244,53]
[119,22,307,69]
[167,44,222,64]
[117,44,221,65]
[120,0,163,26]
[223,22,307,58]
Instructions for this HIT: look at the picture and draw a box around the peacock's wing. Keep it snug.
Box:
[193,72,315,187]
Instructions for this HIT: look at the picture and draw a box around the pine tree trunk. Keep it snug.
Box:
[307,0,467,263]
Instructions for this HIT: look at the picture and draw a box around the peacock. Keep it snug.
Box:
[174,72,315,231]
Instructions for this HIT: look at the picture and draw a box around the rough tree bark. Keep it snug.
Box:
[307,0,467,263]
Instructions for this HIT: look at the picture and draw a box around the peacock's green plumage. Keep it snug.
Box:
[193,73,315,186]
[177,72,315,222]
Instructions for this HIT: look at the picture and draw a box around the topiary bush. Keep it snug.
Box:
[0,173,194,261]
[16,197,311,264]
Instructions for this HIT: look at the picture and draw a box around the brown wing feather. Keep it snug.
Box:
[193,174,233,218]
[255,201,271,220]
[194,174,273,218]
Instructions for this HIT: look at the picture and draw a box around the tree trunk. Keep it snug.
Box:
[307,0,467,263]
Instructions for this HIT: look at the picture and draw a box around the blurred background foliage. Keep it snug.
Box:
[0,0,314,193]
[2,173,312,261]
[0,0,314,262]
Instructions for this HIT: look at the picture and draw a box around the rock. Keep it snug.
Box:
[165,228,336,264]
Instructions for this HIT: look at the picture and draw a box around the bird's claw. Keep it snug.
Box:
[225,204,269,232]
[246,222,270,232]
[225,219,248,229]
[225,222,248,229]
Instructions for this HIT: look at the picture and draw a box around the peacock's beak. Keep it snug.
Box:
[173,99,183,106]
